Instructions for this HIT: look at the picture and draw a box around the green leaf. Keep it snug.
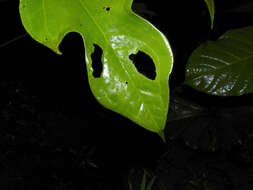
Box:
[185,26,253,96]
[146,176,156,190]
[204,0,215,29]
[128,169,156,190]
[19,0,173,137]
[141,170,156,190]
[140,171,147,190]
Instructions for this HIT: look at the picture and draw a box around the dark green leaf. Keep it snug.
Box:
[185,26,253,96]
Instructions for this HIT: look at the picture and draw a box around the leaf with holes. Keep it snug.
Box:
[185,26,253,96]
[19,0,173,139]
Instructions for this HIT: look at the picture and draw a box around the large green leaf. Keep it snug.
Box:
[185,26,253,96]
[19,0,173,138]
[204,0,215,29]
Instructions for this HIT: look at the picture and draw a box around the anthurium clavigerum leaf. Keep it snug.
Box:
[185,26,253,96]
[19,0,173,139]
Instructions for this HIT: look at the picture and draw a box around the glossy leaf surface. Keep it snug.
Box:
[185,26,253,96]
[204,0,215,29]
[19,0,173,137]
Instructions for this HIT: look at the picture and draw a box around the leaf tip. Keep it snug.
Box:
[54,48,63,55]
[158,130,166,143]
[48,43,62,55]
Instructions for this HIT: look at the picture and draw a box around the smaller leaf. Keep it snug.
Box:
[146,176,156,190]
[204,0,215,29]
[185,26,253,96]
[140,171,147,190]
[128,182,134,190]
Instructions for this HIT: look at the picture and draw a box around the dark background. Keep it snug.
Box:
[1,0,253,189]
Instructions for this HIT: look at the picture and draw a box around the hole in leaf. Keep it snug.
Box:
[129,51,156,80]
[103,6,111,11]
[91,44,103,78]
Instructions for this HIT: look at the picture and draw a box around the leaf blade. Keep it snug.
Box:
[204,0,215,29]
[19,0,173,135]
[185,26,253,96]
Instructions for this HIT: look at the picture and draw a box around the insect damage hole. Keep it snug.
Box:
[91,44,103,78]
[129,51,156,80]
[103,6,111,11]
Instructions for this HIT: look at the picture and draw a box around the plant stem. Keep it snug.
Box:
[0,33,27,49]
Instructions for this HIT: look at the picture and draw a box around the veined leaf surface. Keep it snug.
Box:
[185,26,253,96]
[19,0,173,138]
